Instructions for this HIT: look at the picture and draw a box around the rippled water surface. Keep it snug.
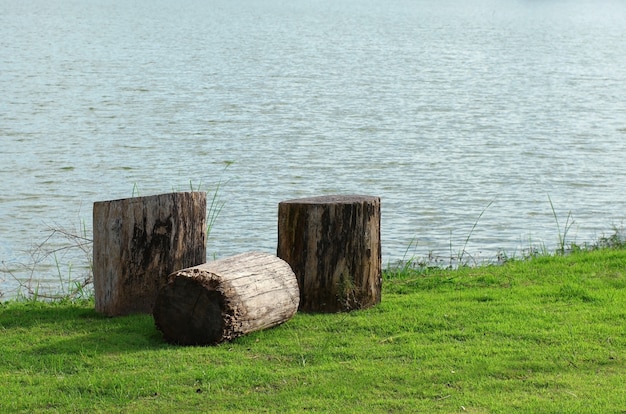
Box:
[2,0,626,296]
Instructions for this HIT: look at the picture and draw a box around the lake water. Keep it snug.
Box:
[2,0,626,298]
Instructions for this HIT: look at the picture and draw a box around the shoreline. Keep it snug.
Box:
[2,225,624,303]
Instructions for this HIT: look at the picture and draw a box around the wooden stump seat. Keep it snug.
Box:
[277,194,382,313]
[93,192,206,316]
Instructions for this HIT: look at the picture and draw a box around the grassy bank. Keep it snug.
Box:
[1,247,625,413]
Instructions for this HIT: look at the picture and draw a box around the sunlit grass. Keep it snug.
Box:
[1,246,625,413]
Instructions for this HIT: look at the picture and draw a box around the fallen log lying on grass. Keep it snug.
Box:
[153,251,300,345]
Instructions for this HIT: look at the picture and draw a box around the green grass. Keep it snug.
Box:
[1,248,625,413]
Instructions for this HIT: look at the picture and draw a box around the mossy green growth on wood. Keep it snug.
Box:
[1,248,625,413]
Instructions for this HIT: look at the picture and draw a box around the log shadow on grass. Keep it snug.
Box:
[0,302,167,356]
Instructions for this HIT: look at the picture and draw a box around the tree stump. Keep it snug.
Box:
[153,251,299,345]
[277,195,382,313]
[93,192,206,316]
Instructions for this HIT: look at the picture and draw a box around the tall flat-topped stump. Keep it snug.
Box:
[93,192,206,316]
[277,195,381,313]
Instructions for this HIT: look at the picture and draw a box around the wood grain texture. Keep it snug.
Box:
[93,192,206,316]
[153,251,300,345]
[277,195,382,313]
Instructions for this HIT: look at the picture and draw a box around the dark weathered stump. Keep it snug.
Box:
[277,195,381,312]
[153,251,300,345]
[93,192,206,316]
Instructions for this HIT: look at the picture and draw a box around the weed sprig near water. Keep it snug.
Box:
[0,223,93,301]
[1,246,625,412]
[386,197,626,279]
[386,222,626,280]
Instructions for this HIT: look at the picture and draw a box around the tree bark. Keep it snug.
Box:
[93,192,206,316]
[277,195,382,313]
[153,251,300,345]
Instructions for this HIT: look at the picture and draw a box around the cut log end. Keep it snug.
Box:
[153,274,225,345]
